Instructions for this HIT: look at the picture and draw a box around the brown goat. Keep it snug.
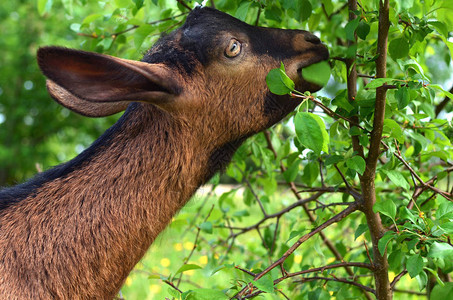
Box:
[0,7,328,299]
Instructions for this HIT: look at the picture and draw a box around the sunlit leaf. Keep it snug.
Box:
[373,199,397,221]
[294,112,329,156]
[175,264,202,275]
[302,61,331,87]
[253,274,275,294]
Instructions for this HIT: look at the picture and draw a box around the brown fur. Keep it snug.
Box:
[0,7,328,299]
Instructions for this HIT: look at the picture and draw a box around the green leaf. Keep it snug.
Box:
[346,155,366,176]
[383,169,410,191]
[279,63,296,91]
[357,21,371,40]
[134,24,154,49]
[388,250,403,270]
[416,271,428,292]
[439,223,453,234]
[167,286,180,298]
[133,0,144,10]
[302,161,319,186]
[401,207,417,223]
[344,18,360,41]
[373,199,397,221]
[294,112,329,156]
[378,231,396,255]
[286,229,305,243]
[395,86,411,110]
[324,155,344,165]
[349,126,362,136]
[431,282,453,299]
[253,274,275,293]
[199,221,213,234]
[175,264,202,276]
[436,202,453,220]
[365,78,394,89]
[428,242,453,259]
[389,37,410,60]
[354,224,368,240]
[425,267,445,286]
[406,254,424,278]
[301,61,331,87]
[283,159,300,182]
[383,119,404,144]
[321,0,333,15]
[115,0,132,8]
[266,64,295,95]
[186,288,228,300]
[428,21,449,38]
[331,94,354,112]
[210,264,227,276]
[235,1,251,21]
[297,0,312,21]
[38,0,53,16]
[430,84,453,100]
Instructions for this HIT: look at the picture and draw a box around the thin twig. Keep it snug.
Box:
[294,276,376,294]
[176,0,192,11]
[164,280,183,294]
[235,265,257,277]
[274,262,373,284]
[390,270,408,289]
[243,176,268,217]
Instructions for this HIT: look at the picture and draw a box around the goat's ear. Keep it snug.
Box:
[46,80,129,117]
[37,47,181,106]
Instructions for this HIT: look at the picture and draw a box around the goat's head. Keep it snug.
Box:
[38,7,328,150]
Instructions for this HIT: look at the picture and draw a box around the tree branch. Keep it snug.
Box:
[359,0,392,299]
[275,262,374,284]
[347,0,365,159]
[294,276,376,294]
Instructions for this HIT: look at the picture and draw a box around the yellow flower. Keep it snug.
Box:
[160,258,171,267]
[183,241,194,250]
[149,284,161,294]
[125,277,133,287]
[199,255,208,265]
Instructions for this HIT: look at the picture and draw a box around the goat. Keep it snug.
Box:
[0,7,328,299]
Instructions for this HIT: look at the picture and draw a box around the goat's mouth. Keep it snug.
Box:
[295,46,329,93]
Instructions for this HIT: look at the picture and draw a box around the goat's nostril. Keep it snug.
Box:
[305,34,321,44]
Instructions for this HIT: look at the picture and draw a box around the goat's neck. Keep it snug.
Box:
[3,103,223,298]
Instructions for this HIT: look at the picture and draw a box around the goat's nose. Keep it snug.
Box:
[304,33,321,44]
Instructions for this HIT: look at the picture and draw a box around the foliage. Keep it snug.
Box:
[2,0,453,299]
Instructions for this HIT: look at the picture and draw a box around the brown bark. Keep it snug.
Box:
[359,0,392,299]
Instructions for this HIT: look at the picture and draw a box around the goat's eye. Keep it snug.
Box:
[225,39,242,58]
